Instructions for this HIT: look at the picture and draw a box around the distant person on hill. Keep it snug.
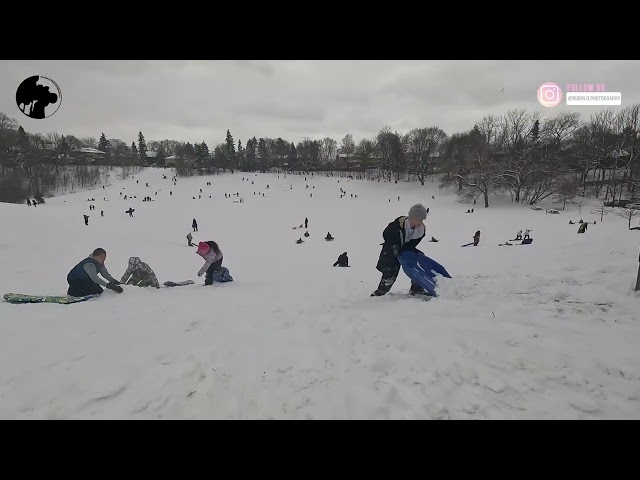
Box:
[192,218,198,232]
[295,238,304,244]
[333,252,349,267]
[304,231,310,237]
[569,220,575,224]
[196,241,223,285]
[66,248,122,296]
[125,208,135,217]
[26,199,31,206]
[325,232,334,241]
[101,210,104,217]
[84,215,89,226]
[515,230,522,240]
[120,257,160,288]
[371,204,427,297]
[187,232,195,247]
[473,230,481,246]
[305,217,308,229]
[523,229,531,240]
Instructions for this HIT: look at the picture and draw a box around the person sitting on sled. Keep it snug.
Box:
[196,241,223,285]
[120,257,160,288]
[66,248,123,296]
[187,232,195,247]
[371,204,428,297]
[333,252,349,267]
[515,230,522,240]
[325,232,334,241]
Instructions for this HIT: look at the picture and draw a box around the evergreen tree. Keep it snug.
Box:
[138,132,147,158]
[530,119,540,142]
[17,126,29,149]
[98,133,110,154]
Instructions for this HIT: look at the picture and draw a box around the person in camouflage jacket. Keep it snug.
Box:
[120,257,160,288]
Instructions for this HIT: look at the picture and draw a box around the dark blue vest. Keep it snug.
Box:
[67,257,100,282]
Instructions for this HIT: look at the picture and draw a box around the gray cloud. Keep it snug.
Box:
[1,60,638,145]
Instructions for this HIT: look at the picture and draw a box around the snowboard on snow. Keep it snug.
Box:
[3,293,97,304]
[398,251,452,297]
[162,280,195,287]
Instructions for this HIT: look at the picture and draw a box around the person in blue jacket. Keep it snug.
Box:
[371,204,428,297]
[66,248,123,296]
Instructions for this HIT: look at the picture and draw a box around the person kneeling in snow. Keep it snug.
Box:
[66,248,123,296]
[121,257,160,288]
[196,241,224,285]
[333,252,349,267]
[371,204,427,297]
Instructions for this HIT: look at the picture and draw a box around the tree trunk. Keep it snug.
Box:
[484,189,489,208]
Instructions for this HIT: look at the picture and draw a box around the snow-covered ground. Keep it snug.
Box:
[1,168,639,419]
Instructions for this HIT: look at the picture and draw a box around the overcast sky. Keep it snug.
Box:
[1,60,639,146]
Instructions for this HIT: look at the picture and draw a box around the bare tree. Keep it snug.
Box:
[451,120,502,208]
[615,206,640,230]
[406,126,447,185]
[80,137,98,149]
[569,193,587,215]
[319,137,338,166]
[376,127,405,181]
[590,202,611,222]
[340,134,356,158]
[45,132,64,149]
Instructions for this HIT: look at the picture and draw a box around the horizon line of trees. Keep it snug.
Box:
[1,107,639,226]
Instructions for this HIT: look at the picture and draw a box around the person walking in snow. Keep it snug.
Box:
[196,241,223,286]
[305,217,308,229]
[192,218,198,232]
[473,230,481,246]
[371,204,428,297]
[120,257,160,288]
[66,248,122,296]
[125,208,135,217]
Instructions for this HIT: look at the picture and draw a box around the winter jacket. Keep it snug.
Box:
[198,247,223,276]
[376,216,425,272]
[333,253,349,267]
[121,257,160,288]
[67,255,116,287]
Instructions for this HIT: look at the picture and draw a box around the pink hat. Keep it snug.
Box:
[196,242,210,256]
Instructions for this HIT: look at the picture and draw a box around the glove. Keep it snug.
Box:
[197,271,203,277]
[107,282,123,293]
[392,245,400,257]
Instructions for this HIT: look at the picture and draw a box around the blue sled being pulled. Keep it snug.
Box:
[398,251,452,297]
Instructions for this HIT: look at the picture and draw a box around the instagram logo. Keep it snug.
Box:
[537,82,563,107]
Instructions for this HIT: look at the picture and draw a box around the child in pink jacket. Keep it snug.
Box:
[196,241,223,285]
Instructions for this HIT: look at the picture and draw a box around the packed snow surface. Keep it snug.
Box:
[1,168,639,419]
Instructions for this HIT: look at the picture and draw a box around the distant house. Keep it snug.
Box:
[144,150,165,166]
[164,155,177,167]
[71,147,107,164]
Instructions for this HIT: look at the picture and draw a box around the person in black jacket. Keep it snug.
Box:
[66,248,123,296]
[333,252,349,267]
[371,204,428,297]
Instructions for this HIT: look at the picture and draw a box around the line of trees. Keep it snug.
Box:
[1,106,639,213]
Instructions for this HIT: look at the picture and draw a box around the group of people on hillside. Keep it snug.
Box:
[66,239,230,297]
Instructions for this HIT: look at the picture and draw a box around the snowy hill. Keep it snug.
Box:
[0,168,639,419]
